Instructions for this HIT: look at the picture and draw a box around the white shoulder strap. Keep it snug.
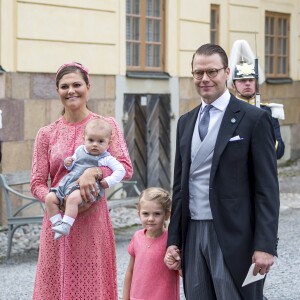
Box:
[267,103,285,120]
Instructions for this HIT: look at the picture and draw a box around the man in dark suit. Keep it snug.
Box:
[164,44,279,300]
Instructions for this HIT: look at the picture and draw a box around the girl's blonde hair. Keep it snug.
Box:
[138,187,171,213]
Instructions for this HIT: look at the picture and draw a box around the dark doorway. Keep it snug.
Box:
[123,94,171,193]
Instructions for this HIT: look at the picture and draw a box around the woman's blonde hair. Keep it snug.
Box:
[138,187,171,214]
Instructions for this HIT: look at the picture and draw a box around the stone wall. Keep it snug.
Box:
[0,72,116,225]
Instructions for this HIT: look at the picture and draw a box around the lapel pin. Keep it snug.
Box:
[231,118,237,124]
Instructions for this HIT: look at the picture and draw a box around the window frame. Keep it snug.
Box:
[126,0,165,72]
[265,11,290,78]
[210,4,220,45]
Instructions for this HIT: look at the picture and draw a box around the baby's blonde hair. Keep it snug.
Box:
[138,187,172,214]
[84,119,112,139]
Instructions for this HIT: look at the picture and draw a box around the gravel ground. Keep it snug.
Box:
[1,160,300,300]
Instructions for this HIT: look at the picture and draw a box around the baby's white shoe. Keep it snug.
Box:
[52,222,71,236]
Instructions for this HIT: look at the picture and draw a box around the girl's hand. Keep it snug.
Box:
[164,245,182,270]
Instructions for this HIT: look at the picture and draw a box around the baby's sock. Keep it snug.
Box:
[50,214,63,240]
[62,215,75,227]
[52,215,74,236]
[50,214,62,225]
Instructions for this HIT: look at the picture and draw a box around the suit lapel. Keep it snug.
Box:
[210,96,245,180]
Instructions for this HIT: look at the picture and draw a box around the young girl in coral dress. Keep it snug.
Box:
[122,187,180,300]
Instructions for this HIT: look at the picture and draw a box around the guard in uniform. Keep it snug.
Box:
[229,40,285,159]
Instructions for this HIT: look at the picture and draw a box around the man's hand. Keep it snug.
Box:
[164,245,182,270]
[252,250,275,275]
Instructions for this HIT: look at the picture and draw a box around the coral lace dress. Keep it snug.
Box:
[30,113,133,300]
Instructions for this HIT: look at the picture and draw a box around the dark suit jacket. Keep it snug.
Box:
[167,94,280,300]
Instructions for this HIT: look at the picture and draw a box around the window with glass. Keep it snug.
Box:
[265,11,290,77]
[126,0,165,71]
[210,4,220,45]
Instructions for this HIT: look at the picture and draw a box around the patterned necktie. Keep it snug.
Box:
[198,105,213,141]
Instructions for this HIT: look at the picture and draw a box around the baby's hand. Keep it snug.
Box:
[100,179,109,189]
[64,157,74,167]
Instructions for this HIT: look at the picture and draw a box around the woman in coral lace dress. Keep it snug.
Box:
[30,62,133,300]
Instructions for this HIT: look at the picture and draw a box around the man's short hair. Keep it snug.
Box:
[191,43,228,70]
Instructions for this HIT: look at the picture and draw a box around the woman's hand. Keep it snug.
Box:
[77,167,103,203]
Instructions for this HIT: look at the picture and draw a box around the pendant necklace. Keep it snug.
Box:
[145,230,164,248]
[145,230,157,248]
[145,235,157,248]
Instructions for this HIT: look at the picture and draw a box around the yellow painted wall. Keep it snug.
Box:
[178,0,210,76]
[1,0,299,80]
[1,0,121,74]
[164,1,178,76]
[0,0,16,71]
[227,2,263,73]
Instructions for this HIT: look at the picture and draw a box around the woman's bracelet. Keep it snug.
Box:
[95,167,102,181]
